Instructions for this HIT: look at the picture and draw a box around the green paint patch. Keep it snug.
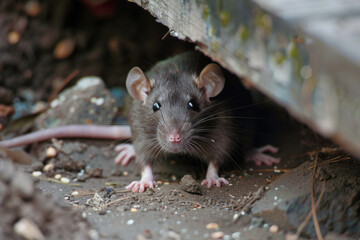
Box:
[203,6,209,20]
[255,11,272,35]
[212,41,218,52]
[239,25,249,42]
[274,51,286,65]
[219,10,230,27]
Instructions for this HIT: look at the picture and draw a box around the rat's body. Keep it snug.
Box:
[0,51,279,193]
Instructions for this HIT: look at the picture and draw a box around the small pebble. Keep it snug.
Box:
[14,218,45,240]
[50,99,59,108]
[285,233,298,240]
[60,177,70,184]
[32,171,42,177]
[211,231,224,239]
[156,180,163,185]
[231,232,241,239]
[130,208,138,213]
[53,38,75,59]
[269,225,279,233]
[95,98,104,106]
[54,174,62,180]
[8,31,21,45]
[88,229,99,240]
[24,0,41,17]
[123,171,129,176]
[127,219,134,225]
[206,223,219,230]
[46,147,57,158]
[71,191,79,196]
[164,182,170,185]
[43,163,54,172]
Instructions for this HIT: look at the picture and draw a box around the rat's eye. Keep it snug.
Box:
[187,100,200,112]
[153,101,161,112]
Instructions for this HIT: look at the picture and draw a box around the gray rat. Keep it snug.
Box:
[117,51,279,192]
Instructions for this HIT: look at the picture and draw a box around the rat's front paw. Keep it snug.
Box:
[126,180,155,193]
[201,177,229,188]
[114,144,136,166]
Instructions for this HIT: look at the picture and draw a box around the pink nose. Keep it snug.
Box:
[169,133,181,143]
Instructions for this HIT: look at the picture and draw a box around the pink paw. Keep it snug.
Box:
[126,180,155,193]
[114,144,135,166]
[249,145,280,166]
[201,177,229,188]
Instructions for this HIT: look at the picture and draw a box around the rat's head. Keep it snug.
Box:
[126,62,225,154]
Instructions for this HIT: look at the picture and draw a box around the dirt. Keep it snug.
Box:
[0,156,92,240]
[0,1,359,240]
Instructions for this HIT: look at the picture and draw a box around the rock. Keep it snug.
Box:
[35,76,118,129]
[0,181,7,205]
[0,159,15,182]
[30,161,44,171]
[180,175,202,195]
[251,159,360,238]
[56,158,85,172]
[86,168,103,178]
[161,230,181,240]
[14,218,45,240]
[11,171,34,199]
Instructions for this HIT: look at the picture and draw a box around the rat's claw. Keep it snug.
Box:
[257,145,279,154]
[248,144,280,166]
[114,144,135,166]
[126,180,155,193]
[201,177,229,188]
[126,164,155,193]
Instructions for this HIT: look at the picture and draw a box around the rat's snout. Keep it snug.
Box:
[168,130,182,143]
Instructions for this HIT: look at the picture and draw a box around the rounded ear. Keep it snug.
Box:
[195,63,225,101]
[126,67,152,104]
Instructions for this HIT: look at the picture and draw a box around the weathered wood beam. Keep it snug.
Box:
[132,0,360,157]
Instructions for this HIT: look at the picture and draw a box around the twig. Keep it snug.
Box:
[253,168,290,173]
[308,155,351,169]
[162,29,170,40]
[39,177,80,186]
[311,154,323,240]
[295,154,325,239]
[116,189,132,193]
[48,69,80,103]
[101,196,131,208]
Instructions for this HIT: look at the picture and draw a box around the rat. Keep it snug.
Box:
[0,51,280,193]
[116,51,280,192]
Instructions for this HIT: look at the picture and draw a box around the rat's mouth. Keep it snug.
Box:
[159,140,186,154]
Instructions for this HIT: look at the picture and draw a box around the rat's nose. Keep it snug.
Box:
[168,131,181,143]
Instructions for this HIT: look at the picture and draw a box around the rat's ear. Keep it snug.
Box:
[126,67,152,104]
[195,63,225,101]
